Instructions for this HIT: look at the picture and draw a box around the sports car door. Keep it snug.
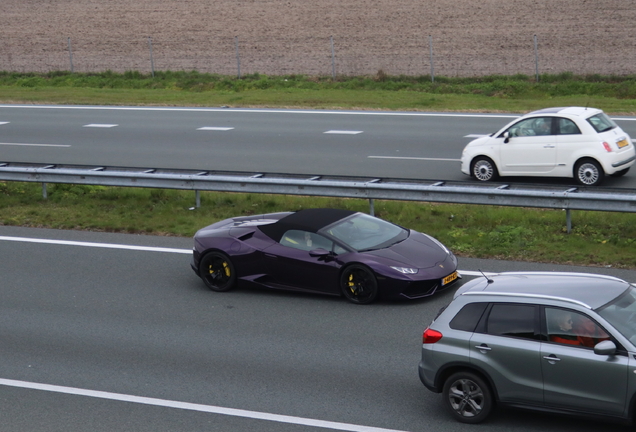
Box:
[263,230,340,294]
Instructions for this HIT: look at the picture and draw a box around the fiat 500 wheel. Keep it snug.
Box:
[575,159,604,186]
[199,251,236,292]
[471,157,498,182]
[340,264,378,304]
[442,371,493,424]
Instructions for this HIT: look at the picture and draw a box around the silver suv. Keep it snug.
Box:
[418,272,636,424]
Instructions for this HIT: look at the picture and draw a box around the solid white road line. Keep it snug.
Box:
[83,124,118,128]
[197,127,235,131]
[0,142,71,147]
[0,235,490,276]
[0,236,191,254]
[368,156,460,162]
[324,130,363,134]
[0,378,409,432]
[0,104,520,118]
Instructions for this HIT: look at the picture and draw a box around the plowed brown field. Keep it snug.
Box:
[2,0,635,77]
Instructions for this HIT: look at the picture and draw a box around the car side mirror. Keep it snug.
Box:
[503,131,510,143]
[594,340,616,356]
[309,248,331,257]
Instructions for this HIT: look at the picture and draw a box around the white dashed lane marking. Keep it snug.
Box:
[464,134,488,138]
[0,122,9,125]
[83,124,118,128]
[324,130,363,135]
[0,142,70,147]
[197,127,235,131]
[368,156,460,162]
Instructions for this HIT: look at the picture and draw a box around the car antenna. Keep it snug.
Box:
[478,269,494,284]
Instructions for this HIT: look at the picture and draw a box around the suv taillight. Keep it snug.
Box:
[422,328,443,344]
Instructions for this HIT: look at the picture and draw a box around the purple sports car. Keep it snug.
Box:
[191,208,459,304]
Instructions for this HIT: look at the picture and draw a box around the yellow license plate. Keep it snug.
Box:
[617,138,629,148]
[442,271,459,286]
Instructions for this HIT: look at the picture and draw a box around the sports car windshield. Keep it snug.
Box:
[597,285,636,345]
[323,213,408,251]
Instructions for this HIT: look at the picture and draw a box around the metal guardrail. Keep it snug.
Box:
[1,162,635,232]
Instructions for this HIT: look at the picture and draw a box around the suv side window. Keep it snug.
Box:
[449,302,488,332]
[483,304,539,340]
[545,307,611,348]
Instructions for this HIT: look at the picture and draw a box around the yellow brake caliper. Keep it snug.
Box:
[348,274,355,294]
[223,261,230,277]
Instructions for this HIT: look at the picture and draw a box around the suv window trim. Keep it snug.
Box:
[462,291,591,309]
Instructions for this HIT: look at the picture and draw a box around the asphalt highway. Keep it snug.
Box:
[1,226,635,432]
[1,105,636,188]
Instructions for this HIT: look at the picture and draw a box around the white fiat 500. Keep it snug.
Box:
[461,107,636,186]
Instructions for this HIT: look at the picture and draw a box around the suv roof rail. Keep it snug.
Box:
[461,291,592,309]
[498,271,626,283]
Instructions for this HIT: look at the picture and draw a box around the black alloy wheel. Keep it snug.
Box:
[199,251,237,292]
[442,371,493,424]
[340,264,378,305]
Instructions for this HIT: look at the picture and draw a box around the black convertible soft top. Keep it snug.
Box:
[259,208,356,242]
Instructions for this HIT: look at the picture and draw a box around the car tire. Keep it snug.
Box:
[574,159,604,186]
[340,264,378,305]
[471,157,498,182]
[610,167,630,177]
[199,251,237,292]
[442,371,493,424]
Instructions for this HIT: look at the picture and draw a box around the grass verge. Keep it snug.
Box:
[1,182,634,269]
[1,71,636,113]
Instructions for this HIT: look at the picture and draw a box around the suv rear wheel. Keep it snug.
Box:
[442,371,493,424]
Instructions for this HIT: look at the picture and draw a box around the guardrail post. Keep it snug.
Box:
[42,183,47,199]
[566,209,572,233]
[369,198,375,216]
[195,190,201,208]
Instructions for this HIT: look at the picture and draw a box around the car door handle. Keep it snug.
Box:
[543,355,561,364]
[543,145,556,148]
[475,344,491,352]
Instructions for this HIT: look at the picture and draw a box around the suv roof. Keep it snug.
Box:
[455,272,631,310]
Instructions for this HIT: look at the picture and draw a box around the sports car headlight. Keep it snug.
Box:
[390,266,419,274]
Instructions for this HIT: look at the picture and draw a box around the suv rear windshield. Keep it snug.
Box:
[586,113,618,133]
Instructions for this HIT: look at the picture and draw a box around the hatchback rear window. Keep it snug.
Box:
[587,113,617,133]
